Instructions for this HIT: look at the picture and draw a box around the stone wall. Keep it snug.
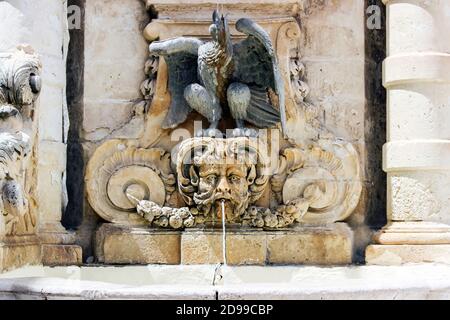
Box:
[67,0,150,259]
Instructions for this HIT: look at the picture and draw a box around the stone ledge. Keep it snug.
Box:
[96,223,353,266]
[42,245,82,267]
[96,224,181,265]
[3,264,450,299]
[146,0,303,20]
[366,244,450,265]
[181,230,267,265]
[266,223,353,265]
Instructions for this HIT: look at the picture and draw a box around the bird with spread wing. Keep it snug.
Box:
[149,10,286,138]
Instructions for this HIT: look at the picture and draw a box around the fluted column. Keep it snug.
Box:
[366,0,450,264]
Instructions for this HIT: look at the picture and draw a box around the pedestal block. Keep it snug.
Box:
[97,223,353,266]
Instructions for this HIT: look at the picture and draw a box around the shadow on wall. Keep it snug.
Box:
[63,0,86,230]
[364,0,387,229]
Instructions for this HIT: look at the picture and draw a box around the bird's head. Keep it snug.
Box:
[209,10,230,49]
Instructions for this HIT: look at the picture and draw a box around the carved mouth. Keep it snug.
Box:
[213,193,233,204]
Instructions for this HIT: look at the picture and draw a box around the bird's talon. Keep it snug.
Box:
[230,128,258,138]
[195,129,223,138]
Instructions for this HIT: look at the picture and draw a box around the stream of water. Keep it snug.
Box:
[221,200,227,266]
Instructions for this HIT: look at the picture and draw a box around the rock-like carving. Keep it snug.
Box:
[149,10,286,136]
[0,46,41,236]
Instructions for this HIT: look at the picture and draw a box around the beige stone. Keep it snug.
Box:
[147,0,302,20]
[97,224,181,265]
[366,245,450,265]
[0,45,44,272]
[181,230,266,265]
[1,1,78,264]
[42,245,82,267]
[0,237,41,272]
[267,223,353,265]
[373,222,450,245]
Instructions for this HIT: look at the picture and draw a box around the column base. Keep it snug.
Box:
[366,244,450,265]
[366,222,450,265]
[0,235,41,272]
[39,222,82,266]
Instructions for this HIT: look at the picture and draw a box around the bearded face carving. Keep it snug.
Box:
[192,163,255,222]
[176,137,269,224]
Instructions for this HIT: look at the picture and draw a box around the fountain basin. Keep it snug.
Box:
[2,264,450,299]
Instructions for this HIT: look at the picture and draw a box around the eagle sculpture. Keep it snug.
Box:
[149,10,286,137]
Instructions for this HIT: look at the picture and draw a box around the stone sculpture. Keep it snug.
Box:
[0,46,41,237]
[86,10,362,232]
[149,10,285,137]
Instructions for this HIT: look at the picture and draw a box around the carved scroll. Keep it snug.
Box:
[272,141,362,225]
[85,140,176,225]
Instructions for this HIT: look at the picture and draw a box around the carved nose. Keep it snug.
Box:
[217,177,230,193]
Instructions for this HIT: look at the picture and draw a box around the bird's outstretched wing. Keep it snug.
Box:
[233,18,286,134]
[149,37,203,129]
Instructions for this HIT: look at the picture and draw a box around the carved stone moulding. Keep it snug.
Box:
[86,136,362,229]
[144,0,304,20]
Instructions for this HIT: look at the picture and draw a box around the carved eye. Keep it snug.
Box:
[206,175,217,184]
[229,175,241,183]
[30,74,41,94]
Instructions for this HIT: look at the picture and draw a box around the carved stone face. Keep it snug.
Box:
[193,163,255,222]
[176,137,269,225]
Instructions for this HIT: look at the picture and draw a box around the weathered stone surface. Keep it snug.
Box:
[266,223,353,265]
[7,264,450,300]
[373,222,450,245]
[370,0,450,266]
[83,0,148,139]
[97,224,181,265]
[181,230,266,265]
[0,238,41,272]
[181,224,353,265]
[366,245,450,265]
[42,245,82,267]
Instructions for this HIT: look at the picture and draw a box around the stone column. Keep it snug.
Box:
[2,0,81,265]
[366,0,450,264]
